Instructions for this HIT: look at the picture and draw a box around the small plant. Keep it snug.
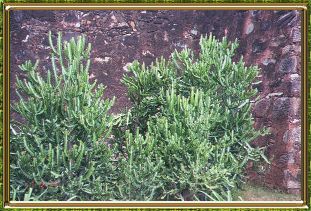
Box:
[10,32,118,201]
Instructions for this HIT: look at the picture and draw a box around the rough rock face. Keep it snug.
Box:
[240,10,302,195]
[10,10,302,194]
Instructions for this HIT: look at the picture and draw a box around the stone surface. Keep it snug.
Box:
[262,58,276,66]
[271,97,290,122]
[286,180,301,189]
[278,56,298,73]
[282,126,301,144]
[282,45,301,55]
[246,22,254,34]
[291,26,301,43]
[276,75,301,98]
[289,98,301,120]
[253,98,271,118]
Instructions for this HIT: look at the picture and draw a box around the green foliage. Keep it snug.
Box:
[11,32,269,202]
[121,34,269,201]
[10,32,118,201]
[114,128,164,201]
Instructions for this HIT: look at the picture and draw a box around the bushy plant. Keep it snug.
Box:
[121,34,269,201]
[10,32,269,201]
[113,128,164,201]
[10,32,119,201]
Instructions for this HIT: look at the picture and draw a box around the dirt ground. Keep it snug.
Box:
[233,183,301,201]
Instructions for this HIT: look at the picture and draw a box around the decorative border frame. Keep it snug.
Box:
[2,3,309,209]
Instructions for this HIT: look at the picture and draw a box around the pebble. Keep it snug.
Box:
[266,92,283,98]
[246,22,254,34]
[123,62,133,72]
[190,29,198,35]
[262,58,276,66]
[129,21,137,31]
[22,35,29,42]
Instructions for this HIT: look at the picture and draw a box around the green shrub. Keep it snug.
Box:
[10,32,119,201]
[120,34,269,201]
[10,32,269,201]
[113,128,164,201]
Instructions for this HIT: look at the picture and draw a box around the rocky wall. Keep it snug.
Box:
[241,10,302,195]
[9,10,302,194]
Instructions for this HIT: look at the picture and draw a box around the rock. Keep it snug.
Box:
[164,31,169,42]
[250,10,261,17]
[252,39,267,53]
[291,27,301,43]
[286,180,300,189]
[262,63,277,80]
[289,98,301,118]
[260,21,271,31]
[287,153,295,164]
[282,45,301,55]
[253,98,270,117]
[246,22,254,34]
[11,10,56,25]
[282,126,301,144]
[252,80,264,92]
[266,92,283,98]
[94,57,111,64]
[287,166,301,179]
[270,35,286,47]
[262,58,276,66]
[11,10,26,22]
[289,74,301,96]
[142,50,154,57]
[291,119,300,125]
[123,62,133,72]
[293,141,301,151]
[271,97,290,121]
[294,151,301,164]
[110,14,117,23]
[22,35,29,43]
[277,11,298,27]
[64,11,79,23]
[278,56,297,73]
[190,28,198,35]
[117,22,129,28]
[129,21,137,32]
[30,10,56,22]
[123,34,139,46]
[63,32,82,42]
[277,74,301,97]
[243,15,254,35]
[276,153,289,168]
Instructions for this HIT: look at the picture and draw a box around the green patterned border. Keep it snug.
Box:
[0,0,307,3]
[0,0,309,210]
[1,1,3,210]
